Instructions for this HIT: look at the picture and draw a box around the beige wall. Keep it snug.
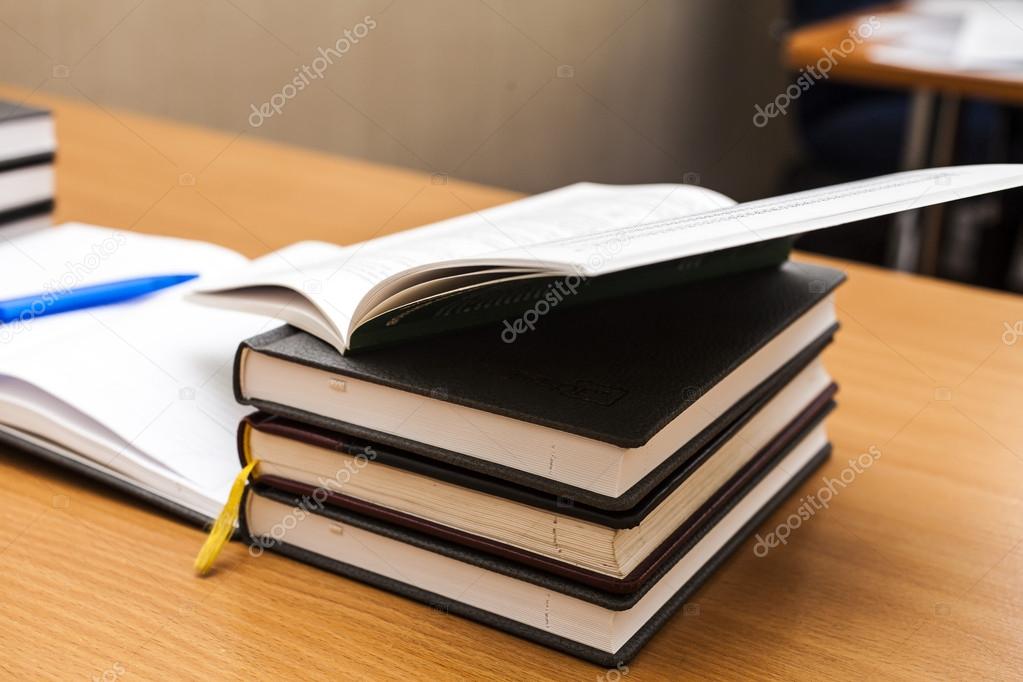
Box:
[0,0,797,199]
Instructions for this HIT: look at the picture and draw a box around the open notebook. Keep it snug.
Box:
[0,224,274,522]
[192,165,1023,353]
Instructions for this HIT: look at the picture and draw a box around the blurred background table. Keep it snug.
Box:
[785,4,1023,275]
[2,85,1022,680]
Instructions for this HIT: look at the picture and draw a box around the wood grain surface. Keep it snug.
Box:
[1,86,1022,681]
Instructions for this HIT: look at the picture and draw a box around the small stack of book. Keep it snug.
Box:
[0,101,55,235]
[198,167,1023,662]
[225,245,844,664]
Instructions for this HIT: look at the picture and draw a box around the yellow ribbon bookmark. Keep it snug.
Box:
[193,460,258,576]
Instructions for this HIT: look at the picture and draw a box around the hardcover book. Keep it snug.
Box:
[242,383,835,589]
[234,261,845,504]
[0,99,54,231]
[242,422,832,665]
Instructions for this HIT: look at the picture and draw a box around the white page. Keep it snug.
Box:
[2,223,242,298]
[0,379,226,517]
[0,224,273,508]
[0,114,56,164]
[505,165,1023,275]
[196,165,1023,352]
[196,183,736,341]
[0,165,52,213]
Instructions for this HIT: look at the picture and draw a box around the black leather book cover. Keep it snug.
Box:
[0,100,49,122]
[0,200,54,224]
[236,261,844,448]
[236,262,843,508]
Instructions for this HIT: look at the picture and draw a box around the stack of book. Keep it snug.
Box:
[193,167,1023,663]
[230,263,841,665]
[207,175,851,665]
[0,100,55,235]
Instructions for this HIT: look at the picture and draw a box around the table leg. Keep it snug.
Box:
[888,89,936,271]
[918,95,962,276]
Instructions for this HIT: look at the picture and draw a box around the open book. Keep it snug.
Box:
[0,225,275,522]
[4,166,1022,522]
[192,164,1023,353]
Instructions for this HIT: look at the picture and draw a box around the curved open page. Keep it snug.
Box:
[192,166,1023,353]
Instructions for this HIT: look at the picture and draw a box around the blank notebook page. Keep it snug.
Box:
[0,224,271,515]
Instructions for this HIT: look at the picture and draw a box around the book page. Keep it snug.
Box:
[0,224,272,509]
[502,165,1023,276]
[196,166,1023,351]
[2,223,245,298]
[196,183,736,340]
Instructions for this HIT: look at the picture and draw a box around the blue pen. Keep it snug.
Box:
[0,274,199,324]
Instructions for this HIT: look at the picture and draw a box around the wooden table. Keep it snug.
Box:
[785,8,1023,105]
[785,6,1023,275]
[2,85,1023,680]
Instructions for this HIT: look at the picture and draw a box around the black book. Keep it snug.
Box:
[242,414,833,666]
[243,386,835,589]
[234,261,845,507]
[0,100,55,231]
